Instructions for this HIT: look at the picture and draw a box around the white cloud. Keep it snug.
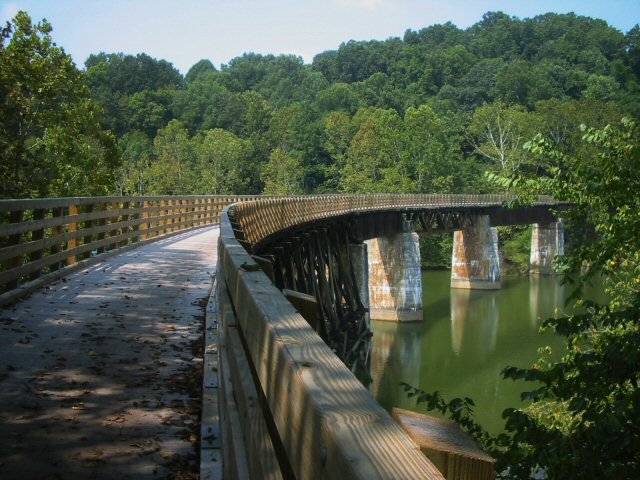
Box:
[1,3,20,22]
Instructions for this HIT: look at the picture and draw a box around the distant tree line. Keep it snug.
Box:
[2,10,639,267]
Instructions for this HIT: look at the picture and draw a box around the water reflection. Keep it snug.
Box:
[370,321,422,400]
[529,275,565,325]
[450,288,499,355]
[369,271,604,434]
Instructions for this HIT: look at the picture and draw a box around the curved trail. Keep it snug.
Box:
[0,226,218,479]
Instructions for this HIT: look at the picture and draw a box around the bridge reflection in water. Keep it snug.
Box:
[368,271,592,435]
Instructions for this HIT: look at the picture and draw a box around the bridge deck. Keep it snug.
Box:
[0,226,218,479]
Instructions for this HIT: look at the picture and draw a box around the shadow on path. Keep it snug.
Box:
[0,227,219,480]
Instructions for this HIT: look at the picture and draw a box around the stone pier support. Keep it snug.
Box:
[530,220,564,275]
[366,232,423,321]
[451,215,501,290]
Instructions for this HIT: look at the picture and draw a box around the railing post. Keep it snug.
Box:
[67,204,79,266]
[120,200,130,247]
[28,208,46,280]
[49,207,64,272]
[161,199,169,235]
[96,202,107,254]
[140,200,150,240]
[108,201,119,251]
[6,210,24,289]
[82,203,94,259]
[131,199,141,243]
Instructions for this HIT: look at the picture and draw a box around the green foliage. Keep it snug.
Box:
[193,128,256,195]
[411,120,640,478]
[185,59,216,83]
[0,11,117,198]
[499,226,532,275]
[420,234,452,269]
[114,131,153,195]
[261,148,304,195]
[146,120,194,194]
[5,8,639,228]
[85,52,182,136]
[467,103,542,180]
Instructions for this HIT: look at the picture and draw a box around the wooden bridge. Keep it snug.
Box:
[0,194,566,479]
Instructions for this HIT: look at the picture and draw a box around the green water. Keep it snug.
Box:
[369,271,606,434]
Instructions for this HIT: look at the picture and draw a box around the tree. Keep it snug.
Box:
[0,11,117,198]
[408,119,640,479]
[467,103,541,179]
[193,128,255,194]
[341,108,414,193]
[493,118,640,478]
[260,148,303,195]
[185,59,216,83]
[114,131,153,195]
[146,120,194,194]
[402,104,458,193]
[85,52,182,136]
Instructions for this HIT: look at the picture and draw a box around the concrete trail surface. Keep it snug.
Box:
[0,226,219,480]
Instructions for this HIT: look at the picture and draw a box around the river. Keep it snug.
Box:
[368,270,606,434]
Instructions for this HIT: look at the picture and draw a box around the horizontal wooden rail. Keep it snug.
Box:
[230,194,560,248]
[217,207,445,479]
[0,195,266,305]
[215,193,565,477]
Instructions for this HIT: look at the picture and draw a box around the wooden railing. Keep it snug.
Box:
[0,195,262,305]
[218,193,567,478]
[231,193,559,247]
[217,207,445,479]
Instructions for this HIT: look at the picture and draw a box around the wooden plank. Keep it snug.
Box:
[107,202,121,251]
[81,204,94,260]
[0,194,266,213]
[251,255,274,281]
[28,209,46,280]
[283,289,319,330]
[392,408,496,480]
[0,213,64,240]
[0,215,149,263]
[140,201,151,241]
[225,325,284,480]
[218,210,444,480]
[0,223,215,305]
[131,200,141,243]
[49,207,64,272]
[119,200,130,247]
[66,204,79,266]
[0,224,170,285]
[96,202,107,254]
[4,210,24,289]
[217,308,252,480]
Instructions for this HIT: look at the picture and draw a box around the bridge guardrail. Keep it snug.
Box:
[218,193,563,478]
[231,193,558,248]
[0,195,263,305]
[217,206,446,479]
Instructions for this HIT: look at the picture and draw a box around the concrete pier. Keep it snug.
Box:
[366,232,423,321]
[530,220,565,275]
[451,215,501,289]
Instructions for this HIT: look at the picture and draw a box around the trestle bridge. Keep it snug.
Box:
[0,194,566,479]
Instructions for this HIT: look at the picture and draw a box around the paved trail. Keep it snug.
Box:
[0,226,219,480]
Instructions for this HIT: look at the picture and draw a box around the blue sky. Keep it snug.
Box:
[2,0,639,73]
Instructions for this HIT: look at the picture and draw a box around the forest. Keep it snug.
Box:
[1,10,639,269]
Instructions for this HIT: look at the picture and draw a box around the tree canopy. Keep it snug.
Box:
[0,11,117,198]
